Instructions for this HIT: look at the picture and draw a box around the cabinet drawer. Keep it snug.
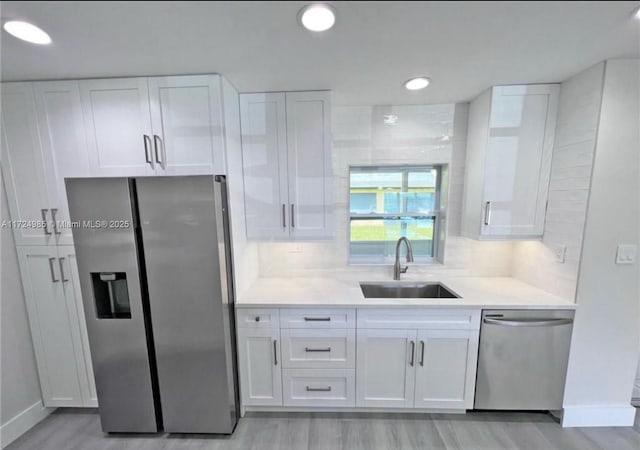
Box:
[357,309,481,330]
[236,308,279,329]
[283,369,355,407]
[280,308,355,328]
[281,329,355,369]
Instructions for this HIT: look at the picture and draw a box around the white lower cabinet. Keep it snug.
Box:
[236,327,282,406]
[356,329,417,408]
[17,246,96,407]
[283,369,355,407]
[414,330,478,409]
[281,328,355,369]
[237,307,479,412]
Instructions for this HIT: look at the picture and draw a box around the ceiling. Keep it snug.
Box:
[1,1,639,105]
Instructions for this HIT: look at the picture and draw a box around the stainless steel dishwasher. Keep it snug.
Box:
[474,309,575,410]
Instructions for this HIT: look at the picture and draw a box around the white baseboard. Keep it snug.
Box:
[0,401,54,449]
[562,405,637,427]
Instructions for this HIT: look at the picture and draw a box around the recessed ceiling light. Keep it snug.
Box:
[383,114,398,125]
[3,20,51,45]
[404,77,431,90]
[299,4,336,32]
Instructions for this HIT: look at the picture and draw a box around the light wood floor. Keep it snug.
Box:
[7,408,640,450]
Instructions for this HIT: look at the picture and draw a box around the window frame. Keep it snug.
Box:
[347,164,443,265]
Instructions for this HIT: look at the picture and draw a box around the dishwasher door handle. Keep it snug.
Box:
[483,317,573,327]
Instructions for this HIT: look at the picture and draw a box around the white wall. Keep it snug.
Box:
[221,78,259,296]
[256,103,513,280]
[512,63,605,300]
[0,172,45,446]
[562,59,640,427]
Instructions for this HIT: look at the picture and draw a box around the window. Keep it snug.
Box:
[349,166,442,263]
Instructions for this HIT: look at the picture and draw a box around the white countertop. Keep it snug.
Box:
[236,276,576,309]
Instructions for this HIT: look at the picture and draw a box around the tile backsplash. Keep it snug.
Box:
[511,62,604,300]
[256,102,514,280]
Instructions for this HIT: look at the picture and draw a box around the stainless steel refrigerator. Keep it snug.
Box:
[66,175,239,434]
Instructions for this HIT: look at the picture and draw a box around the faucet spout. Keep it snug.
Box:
[393,237,414,280]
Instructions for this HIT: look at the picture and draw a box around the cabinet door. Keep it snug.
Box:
[58,246,98,407]
[240,93,289,239]
[237,327,282,406]
[33,81,90,246]
[414,330,478,409]
[1,83,55,246]
[79,78,154,176]
[16,247,85,407]
[482,84,559,237]
[148,75,224,175]
[285,91,332,239]
[356,329,416,408]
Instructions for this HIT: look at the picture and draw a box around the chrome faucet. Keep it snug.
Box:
[393,237,414,280]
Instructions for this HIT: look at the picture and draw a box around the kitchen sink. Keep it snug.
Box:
[360,282,460,299]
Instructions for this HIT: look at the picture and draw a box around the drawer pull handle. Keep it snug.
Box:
[254,316,260,322]
[304,317,331,322]
[305,347,331,352]
[306,386,331,392]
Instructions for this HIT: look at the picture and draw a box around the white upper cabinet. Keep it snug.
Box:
[462,84,559,239]
[285,91,332,239]
[81,75,225,177]
[80,78,154,176]
[33,81,91,245]
[240,93,289,239]
[240,91,332,240]
[1,83,56,246]
[148,75,225,175]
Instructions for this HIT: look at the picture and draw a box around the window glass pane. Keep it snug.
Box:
[349,217,435,259]
[349,165,441,262]
[349,171,402,214]
[349,193,377,213]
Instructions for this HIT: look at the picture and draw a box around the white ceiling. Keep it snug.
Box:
[1,1,639,105]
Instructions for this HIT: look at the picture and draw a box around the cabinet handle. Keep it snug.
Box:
[305,347,331,352]
[484,201,492,226]
[282,204,286,228]
[291,204,295,228]
[409,340,415,367]
[59,257,69,282]
[48,257,59,282]
[41,209,52,236]
[153,135,164,168]
[143,135,154,168]
[306,386,331,392]
[419,340,425,367]
[254,316,260,322]
[50,208,61,235]
[304,317,331,322]
[273,340,278,366]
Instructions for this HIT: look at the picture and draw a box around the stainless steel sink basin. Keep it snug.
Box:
[360,282,460,299]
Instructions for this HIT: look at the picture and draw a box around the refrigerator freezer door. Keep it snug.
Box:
[66,177,159,432]
[136,176,238,433]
